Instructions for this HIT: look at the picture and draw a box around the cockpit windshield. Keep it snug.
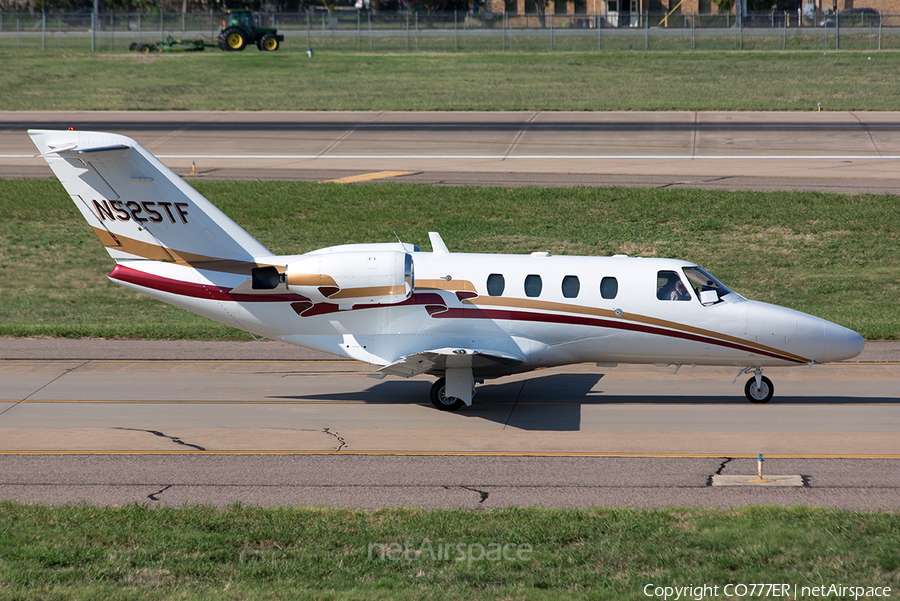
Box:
[683,266,735,304]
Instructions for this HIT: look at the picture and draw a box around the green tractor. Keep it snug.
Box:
[218,9,284,51]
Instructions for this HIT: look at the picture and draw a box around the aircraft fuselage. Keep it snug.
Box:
[110,250,863,378]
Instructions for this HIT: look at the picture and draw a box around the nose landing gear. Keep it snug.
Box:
[743,368,774,404]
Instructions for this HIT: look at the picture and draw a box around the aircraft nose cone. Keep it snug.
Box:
[822,323,865,362]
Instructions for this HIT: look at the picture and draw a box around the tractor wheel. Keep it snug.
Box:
[139,44,151,54]
[259,34,279,51]
[129,42,137,51]
[219,27,246,51]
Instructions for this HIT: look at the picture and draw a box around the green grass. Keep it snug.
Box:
[0,502,897,600]
[1,178,897,340]
[2,49,900,110]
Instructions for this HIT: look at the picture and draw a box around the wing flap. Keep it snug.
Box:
[371,347,524,379]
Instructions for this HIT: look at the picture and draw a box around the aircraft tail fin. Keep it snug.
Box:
[29,129,272,266]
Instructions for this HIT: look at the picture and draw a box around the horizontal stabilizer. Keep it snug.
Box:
[35,142,130,158]
[66,143,131,154]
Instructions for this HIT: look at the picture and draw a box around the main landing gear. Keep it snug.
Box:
[430,377,467,411]
[743,368,774,404]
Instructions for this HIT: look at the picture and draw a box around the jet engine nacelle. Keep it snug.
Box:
[285,250,414,305]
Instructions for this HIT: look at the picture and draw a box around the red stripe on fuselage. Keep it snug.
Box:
[109,264,308,303]
[108,264,801,363]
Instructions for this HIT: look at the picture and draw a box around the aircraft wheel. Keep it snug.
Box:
[744,375,774,404]
[430,377,465,411]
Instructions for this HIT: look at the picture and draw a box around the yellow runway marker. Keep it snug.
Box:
[319,171,418,184]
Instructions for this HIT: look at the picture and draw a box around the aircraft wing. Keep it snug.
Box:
[370,348,524,379]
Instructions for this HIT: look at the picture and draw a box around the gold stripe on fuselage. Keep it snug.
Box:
[89,227,282,275]
[286,273,339,288]
[461,295,809,364]
[416,278,477,292]
[329,285,409,300]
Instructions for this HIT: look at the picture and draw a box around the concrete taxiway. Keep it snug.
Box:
[2,340,899,457]
[1,340,899,508]
[4,110,900,193]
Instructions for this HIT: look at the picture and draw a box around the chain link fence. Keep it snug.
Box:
[1,9,897,52]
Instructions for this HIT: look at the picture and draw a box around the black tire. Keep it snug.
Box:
[745,375,774,404]
[129,42,137,51]
[219,27,246,51]
[139,44,151,54]
[430,377,465,411]
[259,34,279,51]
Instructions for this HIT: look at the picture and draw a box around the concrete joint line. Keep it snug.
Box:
[0,361,91,418]
[850,111,882,157]
[503,111,539,160]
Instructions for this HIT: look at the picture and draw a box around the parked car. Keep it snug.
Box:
[820,7,880,26]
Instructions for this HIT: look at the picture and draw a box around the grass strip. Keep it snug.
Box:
[2,50,900,111]
[0,502,898,600]
[1,178,897,340]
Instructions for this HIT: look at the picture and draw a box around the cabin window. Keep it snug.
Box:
[657,270,690,301]
[561,275,580,299]
[524,274,542,298]
[600,277,618,300]
[487,273,505,296]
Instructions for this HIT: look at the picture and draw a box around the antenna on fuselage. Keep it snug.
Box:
[429,232,450,254]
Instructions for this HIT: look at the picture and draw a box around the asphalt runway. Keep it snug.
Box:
[2,111,900,509]
[3,110,900,193]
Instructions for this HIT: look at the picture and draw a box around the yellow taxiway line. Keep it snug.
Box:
[318,171,418,184]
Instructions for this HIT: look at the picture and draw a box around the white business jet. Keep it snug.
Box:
[30,129,864,410]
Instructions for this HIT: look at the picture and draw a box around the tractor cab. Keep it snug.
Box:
[224,9,254,31]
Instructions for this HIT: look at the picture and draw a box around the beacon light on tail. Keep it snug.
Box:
[30,129,865,411]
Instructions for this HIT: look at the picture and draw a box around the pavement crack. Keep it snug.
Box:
[323,428,347,452]
[460,486,490,504]
[707,457,733,487]
[115,428,207,451]
[147,485,172,502]
[714,458,733,475]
